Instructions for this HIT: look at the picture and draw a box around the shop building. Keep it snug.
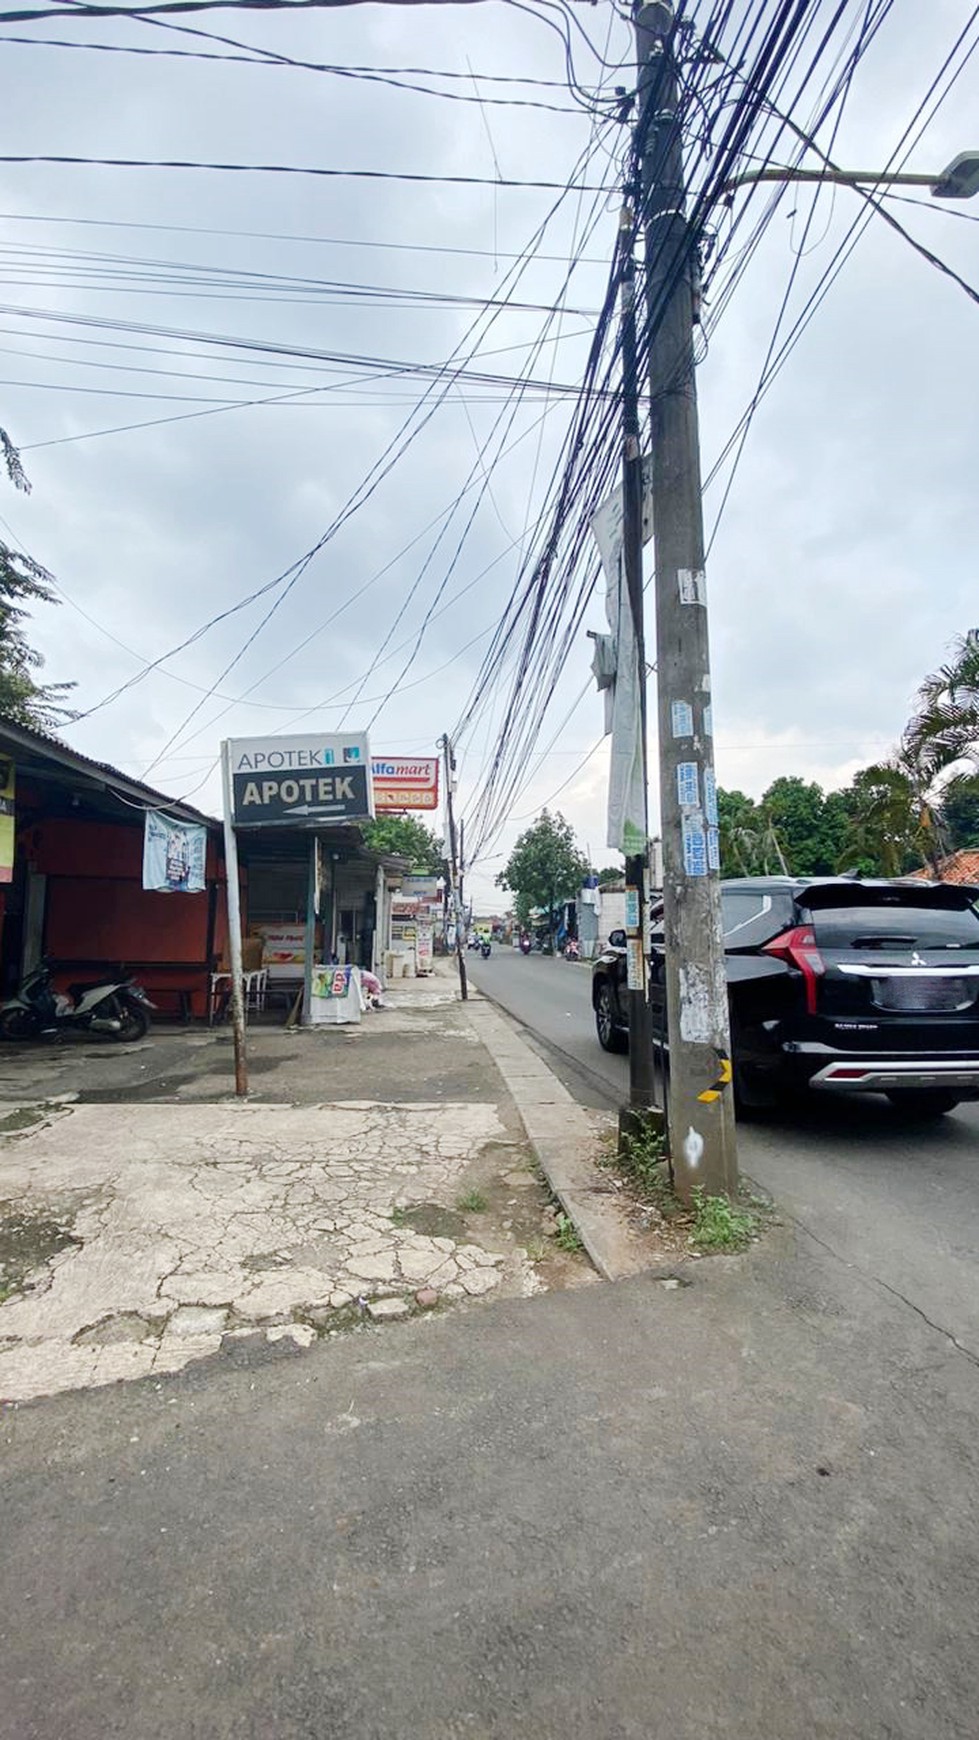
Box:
[0,719,223,1018]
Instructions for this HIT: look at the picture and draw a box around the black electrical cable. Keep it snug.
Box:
[131,119,620,768]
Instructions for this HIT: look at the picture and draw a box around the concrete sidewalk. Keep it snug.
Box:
[0,971,614,1403]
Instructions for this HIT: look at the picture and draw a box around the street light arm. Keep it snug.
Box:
[722,166,939,196]
[721,151,979,202]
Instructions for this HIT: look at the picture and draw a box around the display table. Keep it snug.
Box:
[309,964,365,1025]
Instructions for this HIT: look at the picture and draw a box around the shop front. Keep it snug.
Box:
[0,720,222,1018]
[234,826,405,1012]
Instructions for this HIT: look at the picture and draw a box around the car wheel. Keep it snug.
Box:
[595,982,627,1053]
[886,1088,960,1119]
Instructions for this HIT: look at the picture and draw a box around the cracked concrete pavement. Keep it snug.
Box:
[0,975,594,1403]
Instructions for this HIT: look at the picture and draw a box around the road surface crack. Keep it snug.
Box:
[788,1211,979,1369]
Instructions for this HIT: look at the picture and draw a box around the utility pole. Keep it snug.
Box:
[635,1,737,1200]
[619,195,659,1129]
[441,734,469,1001]
[219,739,248,1097]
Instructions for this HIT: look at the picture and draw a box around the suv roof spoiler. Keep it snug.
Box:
[798,879,979,910]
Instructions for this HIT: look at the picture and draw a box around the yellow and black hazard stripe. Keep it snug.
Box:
[697,1052,732,1104]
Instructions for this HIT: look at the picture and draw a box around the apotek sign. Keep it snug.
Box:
[371,756,439,812]
[227,734,374,826]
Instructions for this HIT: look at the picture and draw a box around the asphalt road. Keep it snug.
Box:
[471,948,979,1361]
[3,956,979,1738]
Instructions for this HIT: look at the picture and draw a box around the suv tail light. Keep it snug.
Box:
[763,926,825,1014]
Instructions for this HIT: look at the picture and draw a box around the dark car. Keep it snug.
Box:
[592,876,979,1118]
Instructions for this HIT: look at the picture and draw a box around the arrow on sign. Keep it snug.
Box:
[281,803,346,817]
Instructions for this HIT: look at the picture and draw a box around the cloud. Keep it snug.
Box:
[0,0,974,911]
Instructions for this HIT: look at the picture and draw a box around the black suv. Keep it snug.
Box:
[592,876,979,1117]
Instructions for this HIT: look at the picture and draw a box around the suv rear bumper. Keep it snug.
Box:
[797,1049,979,1095]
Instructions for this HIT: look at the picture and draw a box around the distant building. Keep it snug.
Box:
[905,851,979,886]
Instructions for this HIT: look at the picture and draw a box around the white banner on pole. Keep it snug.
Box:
[590,487,647,855]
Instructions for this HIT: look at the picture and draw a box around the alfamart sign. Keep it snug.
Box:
[371,756,439,813]
[227,734,374,826]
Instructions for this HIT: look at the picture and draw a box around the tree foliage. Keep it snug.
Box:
[496,810,590,931]
[905,629,979,789]
[835,764,926,877]
[716,780,847,878]
[715,632,979,883]
[0,426,74,731]
[939,773,979,852]
[361,814,444,874]
[596,864,623,886]
[716,787,785,877]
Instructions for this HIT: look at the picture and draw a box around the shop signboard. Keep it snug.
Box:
[371,757,439,812]
[0,757,14,885]
[401,875,442,902]
[416,922,433,974]
[227,734,373,826]
[255,922,306,981]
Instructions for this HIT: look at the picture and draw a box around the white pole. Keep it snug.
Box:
[220,739,248,1096]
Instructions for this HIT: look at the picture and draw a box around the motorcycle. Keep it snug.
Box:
[0,960,155,1044]
[519,935,532,956]
[563,938,580,962]
[480,941,492,960]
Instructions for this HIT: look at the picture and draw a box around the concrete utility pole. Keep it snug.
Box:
[618,198,659,1128]
[636,1,737,1200]
[441,734,469,1001]
[219,739,249,1097]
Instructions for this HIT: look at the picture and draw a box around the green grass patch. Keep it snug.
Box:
[690,1188,760,1253]
[553,1213,583,1254]
[613,1123,684,1218]
[456,1188,488,1214]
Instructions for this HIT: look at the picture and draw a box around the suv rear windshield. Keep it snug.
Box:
[809,902,979,951]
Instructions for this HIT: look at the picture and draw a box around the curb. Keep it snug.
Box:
[463,997,648,1284]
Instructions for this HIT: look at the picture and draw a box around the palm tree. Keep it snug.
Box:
[905,629,979,791]
[837,761,934,877]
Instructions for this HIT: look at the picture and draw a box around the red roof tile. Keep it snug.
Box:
[905,850,979,886]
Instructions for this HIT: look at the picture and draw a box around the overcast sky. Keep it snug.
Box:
[0,0,976,909]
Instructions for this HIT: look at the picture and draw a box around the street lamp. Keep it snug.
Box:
[721,150,979,201]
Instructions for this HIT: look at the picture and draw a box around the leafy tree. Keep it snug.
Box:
[0,426,74,730]
[496,810,590,941]
[835,763,926,876]
[718,788,769,876]
[761,776,848,876]
[938,773,979,852]
[596,864,623,886]
[361,814,444,874]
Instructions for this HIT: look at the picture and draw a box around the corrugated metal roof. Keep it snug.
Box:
[0,716,217,827]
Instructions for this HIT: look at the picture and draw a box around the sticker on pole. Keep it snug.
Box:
[698,1051,732,1104]
[626,937,646,991]
[678,568,707,605]
[703,768,718,827]
[682,817,708,877]
[624,886,640,932]
[671,700,694,739]
[707,826,720,871]
[677,761,699,809]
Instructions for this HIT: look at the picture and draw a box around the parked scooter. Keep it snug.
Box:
[0,959,155,1043]
[563,937,580,962]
